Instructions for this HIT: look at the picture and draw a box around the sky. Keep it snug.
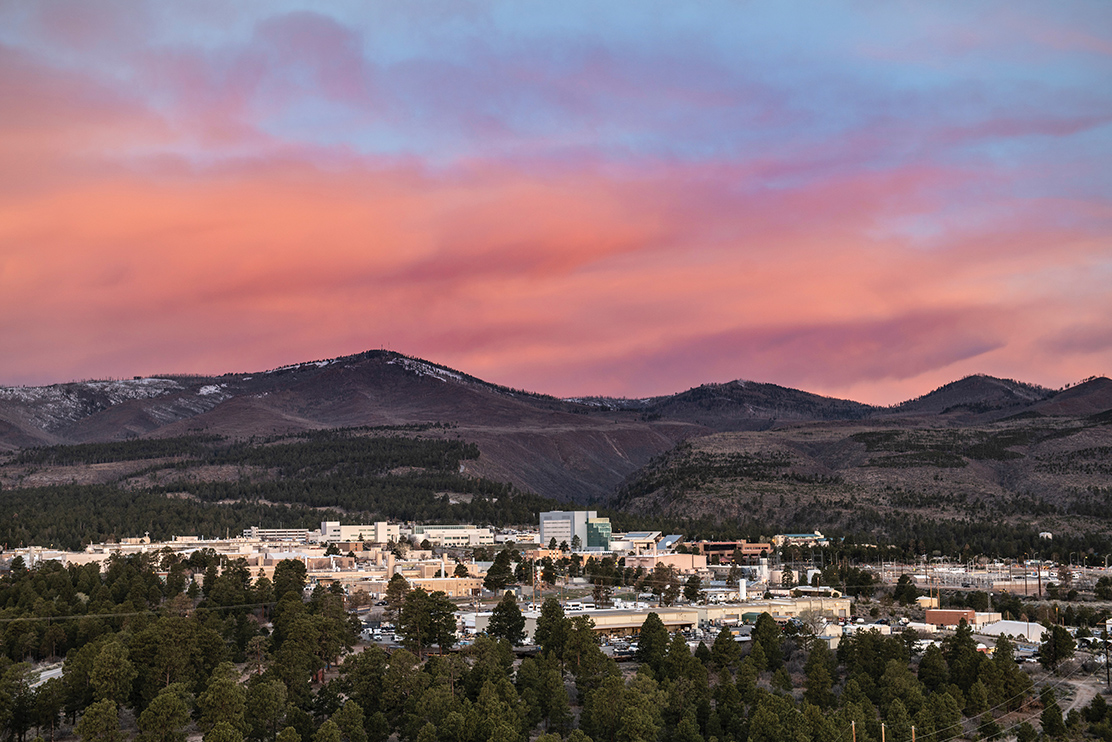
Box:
[1,1,1110,405]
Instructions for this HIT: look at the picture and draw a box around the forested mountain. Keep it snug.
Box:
[2,350,1111,555]
[0,429,557,550]
[0,351,699,503]
[612,378,1112,554]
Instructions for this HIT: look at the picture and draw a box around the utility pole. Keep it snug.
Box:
[533,564,541,611]
[1104,627,1110,689]
[1024,554,1029,598]
[1036,552,1043,598]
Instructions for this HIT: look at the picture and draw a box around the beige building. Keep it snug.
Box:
[413,525,495,547]
[321,521,400,544]
[698,597,852,624]
[571,607,701,637]
[623,553,708,573]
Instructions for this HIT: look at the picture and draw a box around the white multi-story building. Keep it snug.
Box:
[413,524,495,547]
[242,526,311,542]
[320,521,400,544]
[540,511,590,548]
[539,510,612,550]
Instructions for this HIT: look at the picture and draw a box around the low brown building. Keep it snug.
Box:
[925,608,975,627]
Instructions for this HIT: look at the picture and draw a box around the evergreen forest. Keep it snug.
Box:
[0,431,557,550]
[2,554,1112,742]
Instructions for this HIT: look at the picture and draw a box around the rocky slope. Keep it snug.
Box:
[2,351,1109,515]
[612,377,1112,540]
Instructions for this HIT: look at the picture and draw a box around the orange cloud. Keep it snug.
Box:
[1,39,1110,403]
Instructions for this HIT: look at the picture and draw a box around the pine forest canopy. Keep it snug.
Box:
[1,552,1108,742]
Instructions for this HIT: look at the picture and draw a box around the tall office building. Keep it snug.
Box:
[587,517,612,549]
[540,511,610,550]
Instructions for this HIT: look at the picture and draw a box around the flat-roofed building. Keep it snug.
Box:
[699,597,852,624]
[413,524,494,547]
[619,531,663,553]
[772,531,830,548]
[624,552,707,574]
[540,511,611,549]
[320,521,400,544]
[980,620,1046,643]
[925,608,976,627]
[410,576,483,597]
[243,526,312,542]
[695,540,772,561]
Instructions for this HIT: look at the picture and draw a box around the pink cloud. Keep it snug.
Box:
[1,22,1110,404]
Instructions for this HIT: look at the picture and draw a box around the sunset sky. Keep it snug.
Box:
[1,1,1110,404]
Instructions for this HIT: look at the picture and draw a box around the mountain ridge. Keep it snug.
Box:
[1,350,1108,507]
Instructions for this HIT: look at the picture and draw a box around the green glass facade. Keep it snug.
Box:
[587,518,612,549]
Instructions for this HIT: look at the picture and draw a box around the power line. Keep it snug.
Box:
[0,600,277,624]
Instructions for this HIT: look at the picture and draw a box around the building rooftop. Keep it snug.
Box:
[657,535,684,551]
[621,531,662,542]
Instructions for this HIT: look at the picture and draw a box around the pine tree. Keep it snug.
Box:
[736,658,758,705]
[635,613,669,676]
[941,620,982,691]
[617,674,665,742]
[710,629,741,670]
[885,699,912,742]
[483,551,515,592]
[534,598,570,658]
[752,614,783,670]
[964,679,988,716]
[312,721,341,742]
[75,700,122,742]
[1041,695,1066,738]
[674,708,705,742]
[246,679,288,742]
[137,685,191,742]
[1039,625,1076,673]
[916,644,949,693]
[488,592,526,646]
[89,642,136,707]
[803,641,835,708]
[204,723,245,742]
[382,573,410,624]
[748,640,768,674]
[772,667,793,693]
[198,663,247,734]
[683,574,703,604]
[331,700,367,742]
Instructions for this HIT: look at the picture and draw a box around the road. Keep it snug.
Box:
[1063,677,1098,715]
[31,663,63,689]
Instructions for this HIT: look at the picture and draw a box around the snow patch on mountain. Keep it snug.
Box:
[0,379,184,431]
[387,357,462,383]
[265,359,335,374]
